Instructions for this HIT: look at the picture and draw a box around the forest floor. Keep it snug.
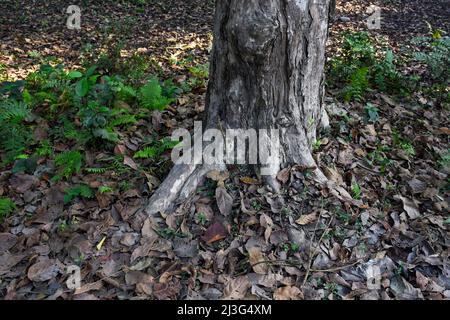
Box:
[0,0,449,300]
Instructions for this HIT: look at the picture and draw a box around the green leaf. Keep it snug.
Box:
[75,78,89,97]
[67,70,83,79]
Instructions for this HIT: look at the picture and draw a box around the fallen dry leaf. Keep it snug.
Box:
[123,156,139,170]
[216,187,233,216]
[248,247,268,275]
[0,233,18,253]
[295,212,318,225]
[207,170,229,187]
[27,259,62,282]
[202,222,227,244]
[394,195,421,219]
[222,276,251,300]
[240,176,260,185]
[273,285,303,300]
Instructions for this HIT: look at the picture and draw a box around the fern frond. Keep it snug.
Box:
[64,185,94,204]
[138,77,172,110]
[0,197,15,222]
[54,150,84,181]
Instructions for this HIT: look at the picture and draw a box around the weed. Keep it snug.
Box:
[0,197,16,222]
[54,150,84,181]
[64,185,94,204]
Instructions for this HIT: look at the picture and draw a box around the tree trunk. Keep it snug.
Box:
[145,0,332,215]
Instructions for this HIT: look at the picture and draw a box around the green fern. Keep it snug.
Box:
[0,197,16,222]
[98,185,113,194]
[134,146,159,159]
[138,77,172,110]
[110,114,137,127]
[53,150,84,181]
[134,138,179,159]
[0,99,30,122]
[343,67,369,102]
[0,99,32,165]
[101,155,131,175]
[64,185,94,204]
[85,167,106,174]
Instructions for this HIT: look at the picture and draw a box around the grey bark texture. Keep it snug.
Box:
[145,0,332,215]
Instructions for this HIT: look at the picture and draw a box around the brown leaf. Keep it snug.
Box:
[9,174,38,194]
[207,170,229,187]
[295,212,318,225]
[248,247,268,274]
[323,166,344,186]
[240,176,260,185]
[276,168,290,184]
[0,233,18,254]
[216,187,233,216]
[394,195,421,219]
[222,276,251,300]
[27,259,62,282]
[114,144,127,155]
[273,286,303,300]
[123,156,139,170]
[0,253,25,275]
[202,222,227,244]
[74,281,103,295]
[153,279,181,300]
[260,214,273,242]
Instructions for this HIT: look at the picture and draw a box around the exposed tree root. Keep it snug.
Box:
[144,145,357,216]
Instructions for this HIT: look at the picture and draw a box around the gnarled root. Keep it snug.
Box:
[144,162,226,216]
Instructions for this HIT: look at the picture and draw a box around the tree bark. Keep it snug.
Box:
[145,0,332,215]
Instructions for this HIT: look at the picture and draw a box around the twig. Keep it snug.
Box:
[302,214,334,287]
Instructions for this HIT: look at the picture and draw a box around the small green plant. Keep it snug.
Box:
[328,31,412,101]
[75,253,86,266]
[0,98,32,165]
[54,150,84,181]
[251,200,262,212]
[196,212,208,226]
[313,139,323,151]
[98,185,113,194]
[364,103,380,123]
[335,206,351,224]
[367,144,392,173]
[351,182,362,200]
[85,167,107,174]
[64,185,94,204]
[0,197,16,222]
[36,139,54,157]
[343,67,369,102]
[57,219,69,232]
[156,227,186,240]
[281,242,300,253]
[134,138,178,159]
[438,149,450,169]
[392,131,415,157]
[325,282,339,295]
[138,77,173,110]
[412,28,449,82]
[188,63,209,79]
